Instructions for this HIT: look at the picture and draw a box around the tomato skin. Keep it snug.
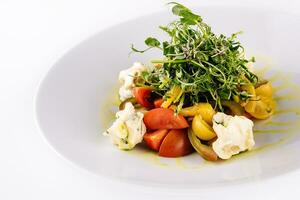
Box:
[243,112,253,119]
[154,98,163,108]
[159,129,193,157]
[133,87,153,108]
[143,108,189,130]
[143,129,169,151]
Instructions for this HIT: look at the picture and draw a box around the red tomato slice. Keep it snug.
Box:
[154,98,163,108]
[143,129,169,151]
[143,108,189,130]
[159,129,193,157]
[133,87,153,108]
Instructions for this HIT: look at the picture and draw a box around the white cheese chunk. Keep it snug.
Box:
[118,62,146,101]
[103,102,146,150]
[212,112,255,159]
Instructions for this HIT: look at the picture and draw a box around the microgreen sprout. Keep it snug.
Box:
[131,2,258,111]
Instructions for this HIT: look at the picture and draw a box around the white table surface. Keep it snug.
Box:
[1,0,300,199]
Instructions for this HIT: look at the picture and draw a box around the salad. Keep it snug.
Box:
[103,3,276,161]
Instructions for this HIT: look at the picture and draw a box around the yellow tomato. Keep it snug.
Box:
[241,83,256,113]
[247,98,276,119]
[169,105,177,111]
[187,128,218,161]
[221,100,245,116]
[192,115,216,141]
[161,86,182,108]
[247,82,275,119]
[255,82,273,98]
[180,103,215,125]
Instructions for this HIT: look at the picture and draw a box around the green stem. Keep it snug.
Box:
[190,60,207,71]
[151,59,189,64]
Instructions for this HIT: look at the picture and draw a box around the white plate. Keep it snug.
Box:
[35,6,300,188]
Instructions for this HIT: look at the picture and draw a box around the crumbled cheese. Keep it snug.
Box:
[118,62,146,101]
[212,112,255,159]
[103,102,146,150]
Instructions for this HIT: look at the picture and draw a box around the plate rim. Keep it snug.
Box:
[34,4,300,190]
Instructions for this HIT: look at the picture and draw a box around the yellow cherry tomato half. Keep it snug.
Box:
[180,103,215,125]
[246,82,276,119]
[247,98,276,119]
[161,85,182,108]
[255,82,273,98]
[242,83,256,113]
[192,115,216,141]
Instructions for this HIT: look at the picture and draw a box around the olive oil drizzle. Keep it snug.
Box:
[100,66,300,170]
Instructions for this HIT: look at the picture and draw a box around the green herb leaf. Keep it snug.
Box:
[130,44,150,53]
[145,37,161,47]
[130,2,258,111]
[130,37,161,54]
[168,2,202,24]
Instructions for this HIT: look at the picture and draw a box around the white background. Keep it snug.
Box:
[1,0,300,199]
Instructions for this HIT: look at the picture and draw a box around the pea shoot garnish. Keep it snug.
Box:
[131,2,258,111]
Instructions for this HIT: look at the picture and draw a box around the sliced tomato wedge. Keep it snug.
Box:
[154,98,163,108]
[159,129,193,157]
[143,108,189,130]
[132,87,153,108]
[143,129,169,151]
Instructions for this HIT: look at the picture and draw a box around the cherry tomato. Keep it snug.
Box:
[154,98,163,108]
[188,128,218,161]
[143,129,169,151]
[192,115,216,141]
[180,103,215,125]
[245,82,276,119]
[242,83,256,113]
[247,98,276,119]
[143,108,189,130]
[159,129,193,157]
[256,82,273,98]
[132,87,153,108]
